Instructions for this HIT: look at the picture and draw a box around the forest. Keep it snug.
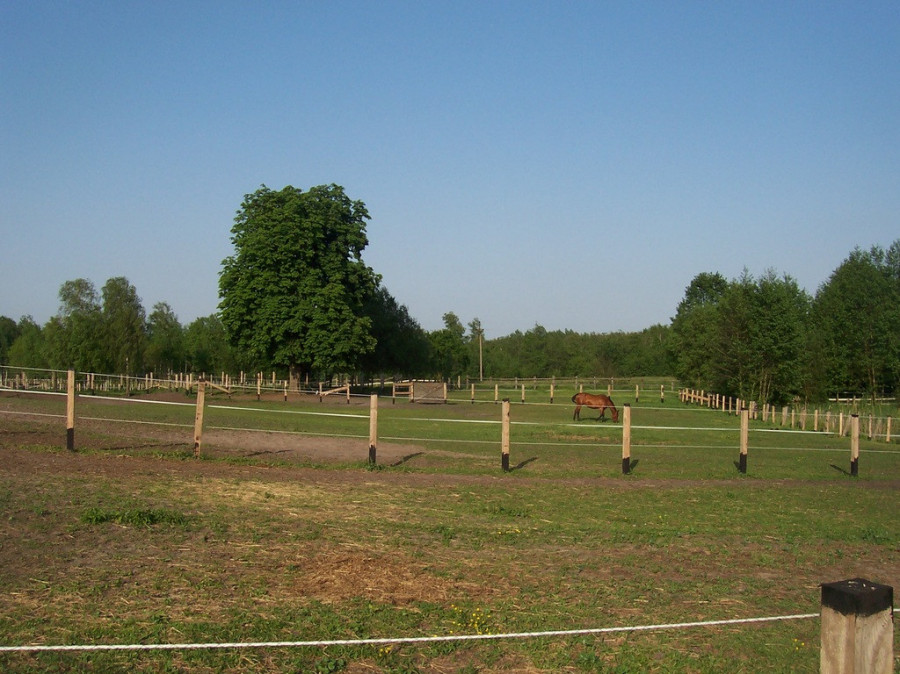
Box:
[2,238,898,407]
[1,183,897,408]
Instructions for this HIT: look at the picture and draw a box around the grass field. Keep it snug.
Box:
[0,387,897,672]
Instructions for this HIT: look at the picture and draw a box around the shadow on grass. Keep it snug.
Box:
[390,452,424,467]
[829,463,853,477]
[99,442,187,453]
[246,449,291,457]
[511,457,538,471]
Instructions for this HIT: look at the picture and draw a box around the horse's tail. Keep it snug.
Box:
[571,393,580,404]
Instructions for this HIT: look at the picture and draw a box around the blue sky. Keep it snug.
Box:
[2,1,898,339]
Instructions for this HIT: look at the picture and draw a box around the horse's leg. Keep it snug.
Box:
[598,406,606,421]
[573,405,581,421]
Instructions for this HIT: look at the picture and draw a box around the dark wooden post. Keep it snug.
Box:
[501,399,510,472]
[820,578,893,673]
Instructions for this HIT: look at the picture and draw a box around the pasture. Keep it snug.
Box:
[0,385,898,672]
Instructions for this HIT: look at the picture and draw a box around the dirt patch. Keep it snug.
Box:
[0,400,426,468]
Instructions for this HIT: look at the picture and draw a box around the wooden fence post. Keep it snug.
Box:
[66,369,75,451]
[550,383,555,404]
[501,399,510,472]
[850,414,859,477]
[820,578,893,673]
[622,404,631,474]
[739,407,749,474]
[368,394,378,465]
[887,416,892,443]
[193,379,206,458]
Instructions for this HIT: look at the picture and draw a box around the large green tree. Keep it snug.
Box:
[219,185,380,379]
[359,286,431,379]
[715,271,809,404]
[184,314,236,375]
[810,242,900,400]
[428,312,469,380]
[146,302,185,374]
[0,316,19,364]
[100,277,146,375]
[6,317,46,368]
[669,272,729,388]
[45,279,105,371]
[670,270,809,404]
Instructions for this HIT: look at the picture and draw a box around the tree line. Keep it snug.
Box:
[1,183,896,406]
[670,243,900,406]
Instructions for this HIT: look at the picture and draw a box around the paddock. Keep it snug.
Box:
[0,370,897,672]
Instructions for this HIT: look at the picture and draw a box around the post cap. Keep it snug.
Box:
[821,578,893,617]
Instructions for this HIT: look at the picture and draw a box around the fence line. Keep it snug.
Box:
[4,386,896,441]
[1,388,868,438]
[5,382,899,478]
[5,406,898,460]
[679,388,896,442]
[0,611,821,653]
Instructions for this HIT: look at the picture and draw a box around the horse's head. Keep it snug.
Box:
[611,406,620,423]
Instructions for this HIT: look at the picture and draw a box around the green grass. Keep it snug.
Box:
[0,389,898,671]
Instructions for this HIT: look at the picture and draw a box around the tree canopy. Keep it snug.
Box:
[2,197,895,409]
[809,243,900,401]
[669,241,900,404]
[671,270,811,404]
[218,184,380,378]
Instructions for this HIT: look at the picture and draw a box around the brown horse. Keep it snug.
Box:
[572,392,619,422]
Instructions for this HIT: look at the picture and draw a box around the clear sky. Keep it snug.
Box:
[2,1,898,339]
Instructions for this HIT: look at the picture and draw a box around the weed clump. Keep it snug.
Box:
[81,507,187,527]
